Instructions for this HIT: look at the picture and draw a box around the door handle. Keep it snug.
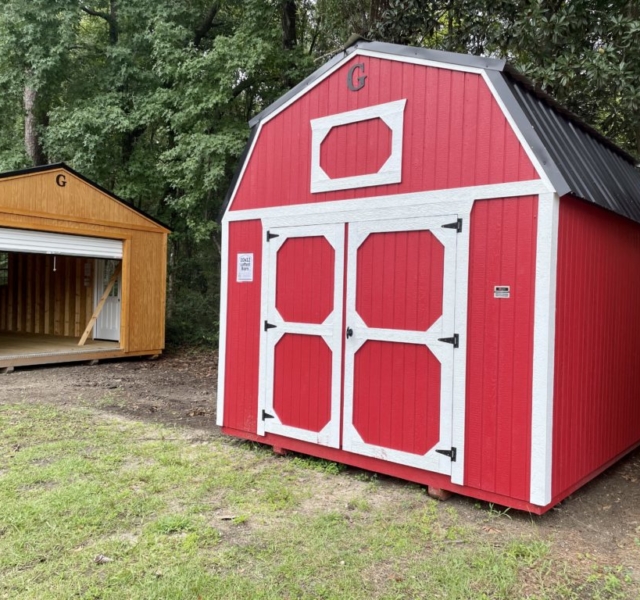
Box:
[346,327,353,339]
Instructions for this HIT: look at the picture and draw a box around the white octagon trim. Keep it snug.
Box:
[310,99,407,193]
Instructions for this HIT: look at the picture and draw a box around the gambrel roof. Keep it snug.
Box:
[221,41,640,223]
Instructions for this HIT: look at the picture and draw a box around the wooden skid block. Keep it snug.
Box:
[272,446,289,456]
[427,486,453,501]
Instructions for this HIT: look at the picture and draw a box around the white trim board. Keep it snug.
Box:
[530,192,559,506]
[216,218,230,427]
[480,72,555,192]
[225,180,550,224]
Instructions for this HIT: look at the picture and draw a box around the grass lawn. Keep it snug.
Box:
[0,401,635,599]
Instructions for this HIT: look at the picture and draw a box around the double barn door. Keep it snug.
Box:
[259,215,459,475]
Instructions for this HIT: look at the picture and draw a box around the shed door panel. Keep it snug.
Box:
[261,224,344,447]
[95,259,122,342]
[343,216,458,475]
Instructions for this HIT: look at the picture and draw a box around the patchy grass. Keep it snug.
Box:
[0,402,636,599]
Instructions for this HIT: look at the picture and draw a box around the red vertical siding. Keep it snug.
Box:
[553,196,640,500]
[223,220,263,433]
[232,56,538,211]
[464,196,538,501]
[273,333,332,431]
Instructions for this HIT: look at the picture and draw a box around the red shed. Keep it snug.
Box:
[217,41,640,514]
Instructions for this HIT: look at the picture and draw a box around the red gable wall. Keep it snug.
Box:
[231,54,538,211]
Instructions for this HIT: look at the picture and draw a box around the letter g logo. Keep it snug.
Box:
[347,63,367,92]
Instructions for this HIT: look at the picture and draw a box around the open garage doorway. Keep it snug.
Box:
[0,227,123,366]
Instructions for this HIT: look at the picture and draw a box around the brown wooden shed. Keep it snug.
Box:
[0,163,169,370]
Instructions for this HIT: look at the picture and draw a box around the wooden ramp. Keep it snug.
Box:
[0,332,121,369]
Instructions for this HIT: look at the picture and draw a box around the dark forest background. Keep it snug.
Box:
[2,0,639,345]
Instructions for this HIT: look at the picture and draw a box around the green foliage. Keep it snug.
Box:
[371,0,640,156]
[1,0,640,344]
[0,0,322,344]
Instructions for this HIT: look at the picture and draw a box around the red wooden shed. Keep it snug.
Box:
[217,41,640,514]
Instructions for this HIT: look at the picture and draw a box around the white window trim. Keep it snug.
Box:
[310,99,407,193]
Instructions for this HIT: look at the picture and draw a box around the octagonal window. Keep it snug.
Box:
[320,118,392,180]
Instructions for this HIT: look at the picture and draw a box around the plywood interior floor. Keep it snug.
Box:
[0,332,119,359]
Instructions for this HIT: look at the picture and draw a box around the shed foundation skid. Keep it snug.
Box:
[218,41,640,513]
[0,164,169,368]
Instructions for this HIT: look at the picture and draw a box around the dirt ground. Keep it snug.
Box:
[2,348,640,582]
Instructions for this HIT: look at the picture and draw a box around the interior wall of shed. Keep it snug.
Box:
[0,252,95,338]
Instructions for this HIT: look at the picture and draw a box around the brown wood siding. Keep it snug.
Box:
[0,169,166,232]
[125,231,166,352]
[0,167,168,356]
[0,253,94,337]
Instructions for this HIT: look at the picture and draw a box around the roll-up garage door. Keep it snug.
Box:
[0,227,123,259]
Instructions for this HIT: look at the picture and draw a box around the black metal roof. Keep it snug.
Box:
[504,76,640,222]
[0,163,171,231]
[222,40,640,224]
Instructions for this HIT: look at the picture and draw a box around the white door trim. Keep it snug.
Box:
[224,180,549,224]
[258,222,345,448]
[342,215,458,475]
[260,199,472,483]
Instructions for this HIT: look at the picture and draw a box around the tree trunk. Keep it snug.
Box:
[282,0,297,49]
[109,0,118,45]
[23,84,47,167]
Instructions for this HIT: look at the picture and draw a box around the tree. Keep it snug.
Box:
[370,0,640,156]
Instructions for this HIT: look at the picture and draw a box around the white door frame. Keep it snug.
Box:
[342,214,459,475]
[258,223,345,447]
[258,197,473,484]
[94,258,123,342]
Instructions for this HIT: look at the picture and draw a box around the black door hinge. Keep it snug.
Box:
[346,327,353,339]
[438,333,459,348]
[262,410,275,420]
[436,447,457,462]
[266,231,280,242]
[264,320,277,331]
[442,218,462,233]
